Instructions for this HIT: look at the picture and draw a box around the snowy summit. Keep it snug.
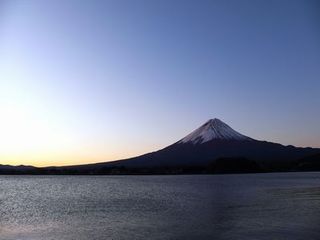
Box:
[179,118,252,144]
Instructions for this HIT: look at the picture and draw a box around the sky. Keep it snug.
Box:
[0,0,319,167]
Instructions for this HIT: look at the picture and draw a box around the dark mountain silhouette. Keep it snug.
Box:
[56,118,320,174]
[1,118,320,174]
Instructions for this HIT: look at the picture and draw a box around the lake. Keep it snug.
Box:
[0,172,320,240]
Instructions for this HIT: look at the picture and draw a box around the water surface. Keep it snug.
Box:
[1,172,320,240]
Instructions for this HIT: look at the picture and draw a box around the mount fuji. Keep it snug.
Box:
[56,118,320,174]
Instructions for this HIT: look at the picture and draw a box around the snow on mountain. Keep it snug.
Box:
[179,118,253,144]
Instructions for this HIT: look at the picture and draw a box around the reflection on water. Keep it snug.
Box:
[0,172,320,240]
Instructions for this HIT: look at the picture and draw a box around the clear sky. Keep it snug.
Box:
[1,0,319,167]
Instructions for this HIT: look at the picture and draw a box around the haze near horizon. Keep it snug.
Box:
[1,0,319,167]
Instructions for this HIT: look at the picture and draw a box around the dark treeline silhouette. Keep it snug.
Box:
[1,155,319,175]
[296,153,320,171]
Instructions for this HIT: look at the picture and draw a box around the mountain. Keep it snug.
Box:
[59,118,320,174]
[2,118,320,174]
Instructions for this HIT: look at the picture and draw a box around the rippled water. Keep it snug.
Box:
[0,173,320,240]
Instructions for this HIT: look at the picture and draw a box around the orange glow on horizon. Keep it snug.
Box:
[0,143,166,167]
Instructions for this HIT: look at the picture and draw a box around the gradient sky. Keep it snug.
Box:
[1,0,319,167]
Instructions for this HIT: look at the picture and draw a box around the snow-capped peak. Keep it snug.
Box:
[179,118,252,144]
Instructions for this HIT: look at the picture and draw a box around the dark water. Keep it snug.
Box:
[0,173,320,240]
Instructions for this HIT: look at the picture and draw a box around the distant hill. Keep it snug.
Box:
[0,164,38,174]
[2,118,320,174]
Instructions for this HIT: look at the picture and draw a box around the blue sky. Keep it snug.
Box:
[1,0,319,166]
